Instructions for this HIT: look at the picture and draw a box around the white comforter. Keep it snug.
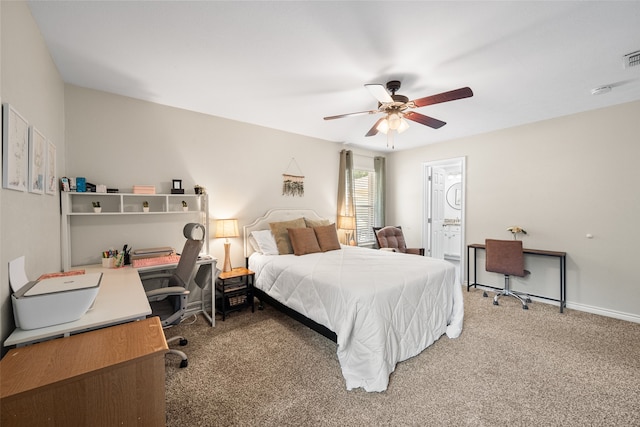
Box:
[249,245,464,392]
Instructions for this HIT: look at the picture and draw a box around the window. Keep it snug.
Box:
[353,169,377,245]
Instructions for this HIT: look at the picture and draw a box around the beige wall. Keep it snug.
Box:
[1,2,66,352]
[387,100,640,320]
[64,85,380,268]
[2,2,638,354]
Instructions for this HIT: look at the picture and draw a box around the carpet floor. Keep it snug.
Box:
[164,288,640,426]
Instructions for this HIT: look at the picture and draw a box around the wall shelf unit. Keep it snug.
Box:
[61,192,209,271]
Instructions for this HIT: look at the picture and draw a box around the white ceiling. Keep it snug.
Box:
[27,1,640,152]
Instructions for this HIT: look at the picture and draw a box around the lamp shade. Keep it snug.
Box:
[215,219,239,238]
[337,215,356,230]
[376,118,389,134]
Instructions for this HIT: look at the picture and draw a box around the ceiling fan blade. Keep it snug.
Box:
[365,117,386,137]
[404,111,446,129]
[412,87,473,108]
[365,84,393,103]
[324,109,379,120]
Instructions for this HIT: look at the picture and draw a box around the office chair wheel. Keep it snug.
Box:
[179,338,188,346]
[493,300,499,306]
[525,297,532,303]
[482,291,488,297]
[180,359,188,368]
[522,305,529,310]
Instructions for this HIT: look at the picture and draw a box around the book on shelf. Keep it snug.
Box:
[132,185,156,194]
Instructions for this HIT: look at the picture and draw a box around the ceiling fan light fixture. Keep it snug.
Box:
[376,118,389,134]
[388,112,402,130]
[397,117,409,133]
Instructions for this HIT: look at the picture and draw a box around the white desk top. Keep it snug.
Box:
[4,265,151,347]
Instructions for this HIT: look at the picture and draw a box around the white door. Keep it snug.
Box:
[428,167,446,259]
[423,158,466,286]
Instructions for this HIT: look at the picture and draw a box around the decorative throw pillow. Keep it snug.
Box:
[250,230,279,255]
[288,227,322,256]
[314,223,341,252]
[304,217,330,228]
[269,217,306,254]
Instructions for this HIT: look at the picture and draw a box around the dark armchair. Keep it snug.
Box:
[373,226,425,256]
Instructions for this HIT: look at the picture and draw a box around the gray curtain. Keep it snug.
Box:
[337,149,356,242]
[374,156,386,227]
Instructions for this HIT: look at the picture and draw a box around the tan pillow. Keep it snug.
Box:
[314,223,341,252]
[288,227,322,256]
[304,217,330,228]
[269,217,306,254]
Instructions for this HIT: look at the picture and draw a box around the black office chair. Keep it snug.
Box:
[483,239,531,310]
[140,223,205,367]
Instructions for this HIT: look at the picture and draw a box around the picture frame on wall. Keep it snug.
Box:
[2,103,29,192]
[28,126,46,194]
[46,140,57,195]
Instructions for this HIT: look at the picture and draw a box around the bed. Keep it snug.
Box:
[244,209,464,392]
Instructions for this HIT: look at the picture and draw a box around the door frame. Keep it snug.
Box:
[422,156,466,285]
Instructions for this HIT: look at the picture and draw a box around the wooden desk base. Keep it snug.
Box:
[1,317,168,427]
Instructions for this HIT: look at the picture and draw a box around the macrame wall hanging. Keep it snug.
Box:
[282,157,304,197]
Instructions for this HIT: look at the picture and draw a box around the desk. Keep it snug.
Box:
[1,317,167,426]
[4,265,151,347]
[466,243,567,313]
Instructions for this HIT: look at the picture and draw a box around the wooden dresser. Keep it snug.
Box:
[0,317,168,426]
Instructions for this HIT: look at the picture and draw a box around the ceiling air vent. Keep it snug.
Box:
[623,50,640,69]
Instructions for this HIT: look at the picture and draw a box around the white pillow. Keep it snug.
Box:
[251,230,279,255]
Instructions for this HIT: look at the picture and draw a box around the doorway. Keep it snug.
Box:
[423,157,466,285]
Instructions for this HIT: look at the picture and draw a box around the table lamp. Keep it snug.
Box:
[337,215,356,246]
[215,219,239,272]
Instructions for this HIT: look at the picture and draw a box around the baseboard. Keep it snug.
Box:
[463,282,640,324]
[564,302,640,324]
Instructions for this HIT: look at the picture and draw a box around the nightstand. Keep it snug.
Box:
[215,267,255,321]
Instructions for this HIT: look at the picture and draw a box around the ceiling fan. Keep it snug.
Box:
[324,80,473,148]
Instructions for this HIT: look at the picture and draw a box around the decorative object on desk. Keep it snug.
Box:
[337,215,356,246]
[507,226,527,239]
[3,103,29,192]
[92,201,101,213]
[182,200,188,211]
[102,248,118,268]
[28,126,46,194]
[122,244,131,265]
[60,177,70,192]
[216,218,239,272]
[76,176,86,192]
[194,184,206,195]
[171,178,184,194]
[282,157,304,197]
[142,201,149,213]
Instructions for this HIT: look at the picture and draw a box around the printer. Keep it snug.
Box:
[9,256,102,330]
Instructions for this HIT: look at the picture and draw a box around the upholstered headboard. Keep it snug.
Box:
[243,208,329,258]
